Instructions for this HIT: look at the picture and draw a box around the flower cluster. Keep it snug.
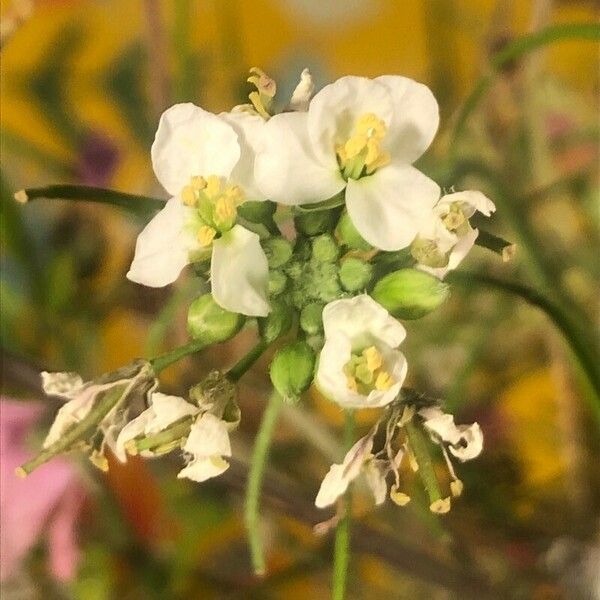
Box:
[20,68,499,515]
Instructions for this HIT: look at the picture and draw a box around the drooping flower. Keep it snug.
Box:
[19,361,157,475]
[255,75,441,250]
[315,295,408,409]
[127,103,270,317]
[411,190,496,279]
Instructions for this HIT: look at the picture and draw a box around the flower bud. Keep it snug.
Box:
[237,200,276,224]
[268,270,288,296]
[262,237,293,269]
[335,211,373,250]
[311,234,339,263]
[300,302,324,335]
[294,208,340,236]
[371,268,450,319]
[258,299,293,343]
[187,294,245,343]
[269,341,315,403]
[339,257,373,291]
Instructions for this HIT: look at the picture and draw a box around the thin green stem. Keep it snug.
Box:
[332,411,355,600]
[244,392,283,576]
[15,185,163,217]
[448,271,600,425]
[228,339,269,383]
[451,23,600,148]
[150,338,209,374]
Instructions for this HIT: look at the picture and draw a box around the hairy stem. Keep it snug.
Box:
[332,411,355,600]
[244,392,283,575]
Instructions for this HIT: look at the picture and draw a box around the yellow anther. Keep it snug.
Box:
[181,185,197,207]
[450,479,464,497]
[355,113,386,139]
[191,175,207,190]
[224,185,245,206]
[375,371,394,391]
[344,134,368,159]
[205,175,221,198]
[363,346,383,372]
[214,196,237,227]
[442,208,466,231]
[247,67,276,98]
[197,225,217,247]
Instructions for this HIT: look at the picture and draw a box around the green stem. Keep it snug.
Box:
[451,23,600,147]
[405,419,443,508]
[228,339,269,382]
[331,411,355,600]
[244,392,283,576]
[15,185,163,217]
[448,271,600,424]
[150,338,209,374]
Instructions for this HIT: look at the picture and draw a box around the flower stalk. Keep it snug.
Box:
[331,410,355,600]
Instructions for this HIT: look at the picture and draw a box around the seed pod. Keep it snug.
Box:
[269,341,315,403]
[187,294,245,343]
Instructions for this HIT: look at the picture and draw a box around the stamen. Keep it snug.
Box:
[214,196,237,228]
[181,185,197,207]
[363,346,383,371]
[205,175,222,198]
[198,225,217,247]
[375,371,393,390]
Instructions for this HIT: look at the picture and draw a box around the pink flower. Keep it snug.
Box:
[0,399,85,581]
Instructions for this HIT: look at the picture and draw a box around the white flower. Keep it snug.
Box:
[127,103,270,317]
[255,75,441,250]
[177,413,232,482]
[419,406,483,462]
[316,295,408,409]
[315,427,384,508]
[115,393,199,461]
[413,190,496,279]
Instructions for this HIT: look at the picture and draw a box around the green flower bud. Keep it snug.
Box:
[268,270,288,296]
[371,268,450,319]
[299,302,324,335]
[237,200,276,224]
[294,208,341,236]
[269,341,315,403]
[187,294,245,343]
[258,299,293,343]
[339,258,373,291]
[311,234,339,263]
[262,237,293,268]
[335,211,373,250]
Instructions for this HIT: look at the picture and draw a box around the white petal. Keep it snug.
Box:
[43,390,96,448]
[315,433,374,508]
[184,413,231,459]
[210,225,270,316]
[255,111,344,205]
[345,164,440,251]
[418,228,479,280]
[307,76,394,164]
[440,190,496,217]
[178,456,230,482]
[151,103,240,196]
[322,295,406,348]
[220,111,267,201]
[41,371,84,400]
[419,407,483,462]
[375,75,439,164]
[114,410,154,462]
[364,459,389,505]
[287,68,314,111]
[145,393,199,434]
[127,197,196,288]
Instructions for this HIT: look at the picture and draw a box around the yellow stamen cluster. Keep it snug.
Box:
[441,203,467,231]
[336,113,391,179]
[180,175,245,247]
[344,345,395,394]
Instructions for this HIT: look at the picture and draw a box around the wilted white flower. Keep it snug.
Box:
[412,190,496,279]
[127,103,270,317]
[316,295,407,409]
[256,75,440,250]
[419,406,483,462]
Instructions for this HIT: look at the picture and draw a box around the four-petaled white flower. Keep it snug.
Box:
[316,295,408,409]
[255,75,441,251]
[412,190,496,279]
[127,103,270,317]
[419,406,483,462]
